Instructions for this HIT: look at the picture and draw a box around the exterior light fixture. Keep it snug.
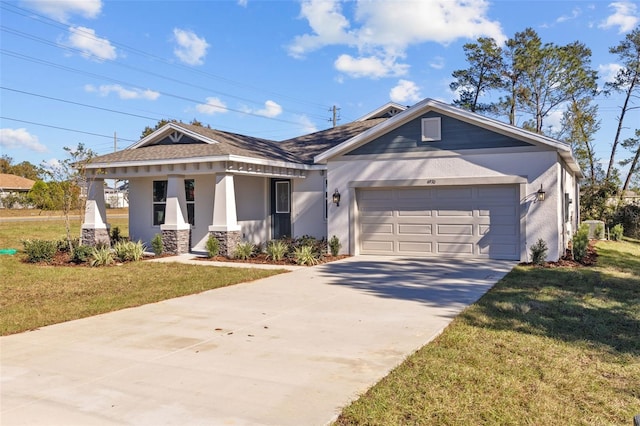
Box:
[536,185,546,202]
[332,189,341,207]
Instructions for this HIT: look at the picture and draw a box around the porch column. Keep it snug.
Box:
[81,178,110,246]
[161,175,191,254]
[208,173,241,257]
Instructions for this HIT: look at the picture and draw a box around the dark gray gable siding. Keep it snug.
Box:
[148,134,206,146]
[346,111,532,156]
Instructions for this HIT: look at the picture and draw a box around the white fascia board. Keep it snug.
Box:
[127,123,220,150]
[86,154,325,171]
[355,102,407,122]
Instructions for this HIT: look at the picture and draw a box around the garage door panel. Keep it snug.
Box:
[397,209,432,217]
[361,240,394,252]
[436,188,473,199]
[436,209,474,217]
[398,224,432,234]
[479,224,518,236]
[437,224,474,236]
[437,242,474,254]
[358,185,520,260]
[361,223,394,235]
[398,241,433,253]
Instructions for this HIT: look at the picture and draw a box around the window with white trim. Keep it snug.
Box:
[421,117,441,142]
[152,180,167,226]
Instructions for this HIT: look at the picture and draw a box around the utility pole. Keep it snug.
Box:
[329,105,341,128]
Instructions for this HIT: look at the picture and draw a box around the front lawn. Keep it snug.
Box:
[0,218,285,336]
[335,239,640,425]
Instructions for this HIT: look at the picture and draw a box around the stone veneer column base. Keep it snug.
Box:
[210,230,242,257]
[162,229,191,254]
[81,226,111,247]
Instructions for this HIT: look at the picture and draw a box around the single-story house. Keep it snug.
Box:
[81,98,582,262]
[0,173,35,208]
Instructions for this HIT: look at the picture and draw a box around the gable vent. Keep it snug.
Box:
[421,117,441,142]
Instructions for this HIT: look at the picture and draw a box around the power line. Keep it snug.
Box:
[0,3,331,112]
[1,87,164,122]
[0,49,325,128]
[0,116,138,143]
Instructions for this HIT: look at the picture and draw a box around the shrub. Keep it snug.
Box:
[151,233,163,256]
[90,246,114,267]
[110,226,126,245]
[266,240,288,261]
[22,239,58,263]
[610,224,624,241]
[233,241,255,260]
[328,235,341,256]
[205,235,220,258]
[530,238,548,266]
[594,223,604,240]
[113,240,145,262]
[289,235,326,257]
[572,224,590,263]
[71,245,93,264]
[56,238,76,253]
[294,245,320,266]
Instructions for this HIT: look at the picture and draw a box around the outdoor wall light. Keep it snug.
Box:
[536,184,546,202]
[332,189,341,207]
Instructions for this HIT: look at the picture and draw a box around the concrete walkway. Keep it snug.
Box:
[1,256,515,425]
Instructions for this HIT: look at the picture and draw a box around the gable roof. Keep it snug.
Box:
[314,98,582,176]
[0,173,35,191]
[87,118,391,168]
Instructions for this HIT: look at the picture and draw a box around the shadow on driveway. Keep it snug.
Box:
[317,256,517,308]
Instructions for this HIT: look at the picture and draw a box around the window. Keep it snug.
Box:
[421,117,441,142]
[185,179,195,226]
[275,181,290,213]
[153,180,167,226]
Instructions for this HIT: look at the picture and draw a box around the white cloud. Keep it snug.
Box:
[173,28,209,66]
[335,54,409,79]
[599,63,623,83]
[294,115,318,134]
[196,97,227,115]
[556,7,582,23]
[84,84,160,100]
[0,128,48,153]
[599,1,639,33]
[255,100,283,118]
[288,0,356,59]
[22,0,102,22]
[66,26,116,60]
[429,56,445,70]
[289,0,505,79]
[389,80,421,104]
[237,0,248,7]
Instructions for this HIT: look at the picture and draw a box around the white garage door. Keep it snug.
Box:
[357,185,520,260]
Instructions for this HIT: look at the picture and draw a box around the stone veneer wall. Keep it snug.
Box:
[210,230,242,257]
[162,229,191,254]
[81,227,111,247]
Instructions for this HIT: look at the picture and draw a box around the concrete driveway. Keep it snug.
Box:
[1,256,515,425]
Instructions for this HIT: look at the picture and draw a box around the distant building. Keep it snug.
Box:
[0,173,35,208]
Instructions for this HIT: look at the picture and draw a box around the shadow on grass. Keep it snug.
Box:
[460,265,640,356]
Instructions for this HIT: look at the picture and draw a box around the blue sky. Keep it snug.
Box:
[0,0,638,177]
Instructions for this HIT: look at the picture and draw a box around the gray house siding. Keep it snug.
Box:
[346,111,533,156]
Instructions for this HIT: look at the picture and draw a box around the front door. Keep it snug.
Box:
[271,179,291,239]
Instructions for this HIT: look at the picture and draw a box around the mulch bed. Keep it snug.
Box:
[195,253,350,266]
[521,240,598,268]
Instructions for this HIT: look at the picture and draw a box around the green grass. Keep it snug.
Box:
[335,239,640,425]
[0,217,285,336]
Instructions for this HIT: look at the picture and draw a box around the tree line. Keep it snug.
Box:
[449,27,639,225]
